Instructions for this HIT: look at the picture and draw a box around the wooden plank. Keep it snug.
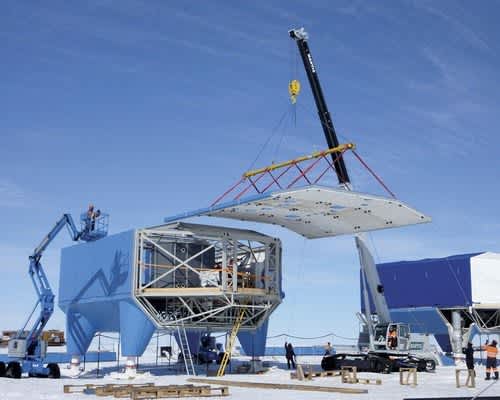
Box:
[187,377,368,394]
[141,287,223,297]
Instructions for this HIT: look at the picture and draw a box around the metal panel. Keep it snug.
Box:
[470,252,500,304]
[165,186,431,239]
[59,230,136,305]
[361,253,478,311]
[58,230,156,357]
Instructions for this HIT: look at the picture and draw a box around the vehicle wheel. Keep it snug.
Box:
[47,363,60,379]
[0,361,5,377]
[381,361,392,374]
[369,358,380,372]
[6,362,22,379]
[425,359,436,372]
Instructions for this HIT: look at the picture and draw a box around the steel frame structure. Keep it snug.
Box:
[133,223,282,331]
[439,307,500,334]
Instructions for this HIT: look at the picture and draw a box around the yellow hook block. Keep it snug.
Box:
[288,79,301,104]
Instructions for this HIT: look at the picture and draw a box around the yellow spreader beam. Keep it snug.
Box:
[243,143,355,178]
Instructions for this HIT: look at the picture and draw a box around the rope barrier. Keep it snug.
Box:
[267,332,358,341]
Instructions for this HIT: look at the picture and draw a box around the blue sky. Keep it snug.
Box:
[1,1,500,346]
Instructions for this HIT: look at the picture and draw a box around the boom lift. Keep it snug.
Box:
[289,28,436,371]
[2,209,108,379]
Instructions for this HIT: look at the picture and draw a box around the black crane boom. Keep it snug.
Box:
[289,28,350,185]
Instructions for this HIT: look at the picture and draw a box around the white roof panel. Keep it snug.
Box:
[165,185,431,239]
[471,252,500,305]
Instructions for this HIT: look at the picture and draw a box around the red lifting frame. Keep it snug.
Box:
[211,145,355,206]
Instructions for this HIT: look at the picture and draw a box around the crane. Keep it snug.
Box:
[289,28,351,186]
[289,28,436,370]
[3,208,108,379]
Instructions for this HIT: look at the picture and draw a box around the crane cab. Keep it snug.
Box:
[373,323,411,352]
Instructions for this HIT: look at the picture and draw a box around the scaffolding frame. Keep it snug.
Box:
[133,223,282,331]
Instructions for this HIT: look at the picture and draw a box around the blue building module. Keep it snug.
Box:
[361,253,482,352]
[58,230,155,358]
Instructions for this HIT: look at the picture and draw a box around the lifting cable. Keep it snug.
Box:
[295,101,396,198]
[246,43,301,173]
[246,107,291,172]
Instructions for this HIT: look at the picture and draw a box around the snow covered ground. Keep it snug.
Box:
[1,356,500,399]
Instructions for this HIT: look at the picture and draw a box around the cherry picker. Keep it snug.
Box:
[1,207,108,379]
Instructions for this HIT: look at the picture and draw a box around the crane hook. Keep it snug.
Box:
[288,79,301,104]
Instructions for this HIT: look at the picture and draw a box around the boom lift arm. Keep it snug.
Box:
[19,214,82,357]
[4,209,108,379]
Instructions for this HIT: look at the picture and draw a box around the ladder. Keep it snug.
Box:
[176,319,196,376]
[217,308,246,377]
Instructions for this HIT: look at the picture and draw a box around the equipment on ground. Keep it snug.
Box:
[176,333,224,367]
[1,209,108,379]
[289,27,436,372]
[198,334,224,365]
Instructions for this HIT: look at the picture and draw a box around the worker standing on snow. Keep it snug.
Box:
[324,341,333,355]
[463,342,475,375]
[285,342,296,369]
[482,340,498,380]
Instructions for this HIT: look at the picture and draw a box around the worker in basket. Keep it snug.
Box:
[483,339,498,380]
[86,204,101,231]
[388,326,398,350]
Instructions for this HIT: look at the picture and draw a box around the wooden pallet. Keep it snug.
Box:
[455,368,475,388]
[399,367,417,387]
[125,385,229,399]
[291,370,341,380]
[63,383,155,394]
[341,366,382,385]
[63,383,229,398]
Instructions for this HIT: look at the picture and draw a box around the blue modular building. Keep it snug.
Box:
[361,252,500,352]
[58,223,284,362]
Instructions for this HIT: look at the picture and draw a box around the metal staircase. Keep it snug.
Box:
[217,308,246,377]
[176,319,196,376]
